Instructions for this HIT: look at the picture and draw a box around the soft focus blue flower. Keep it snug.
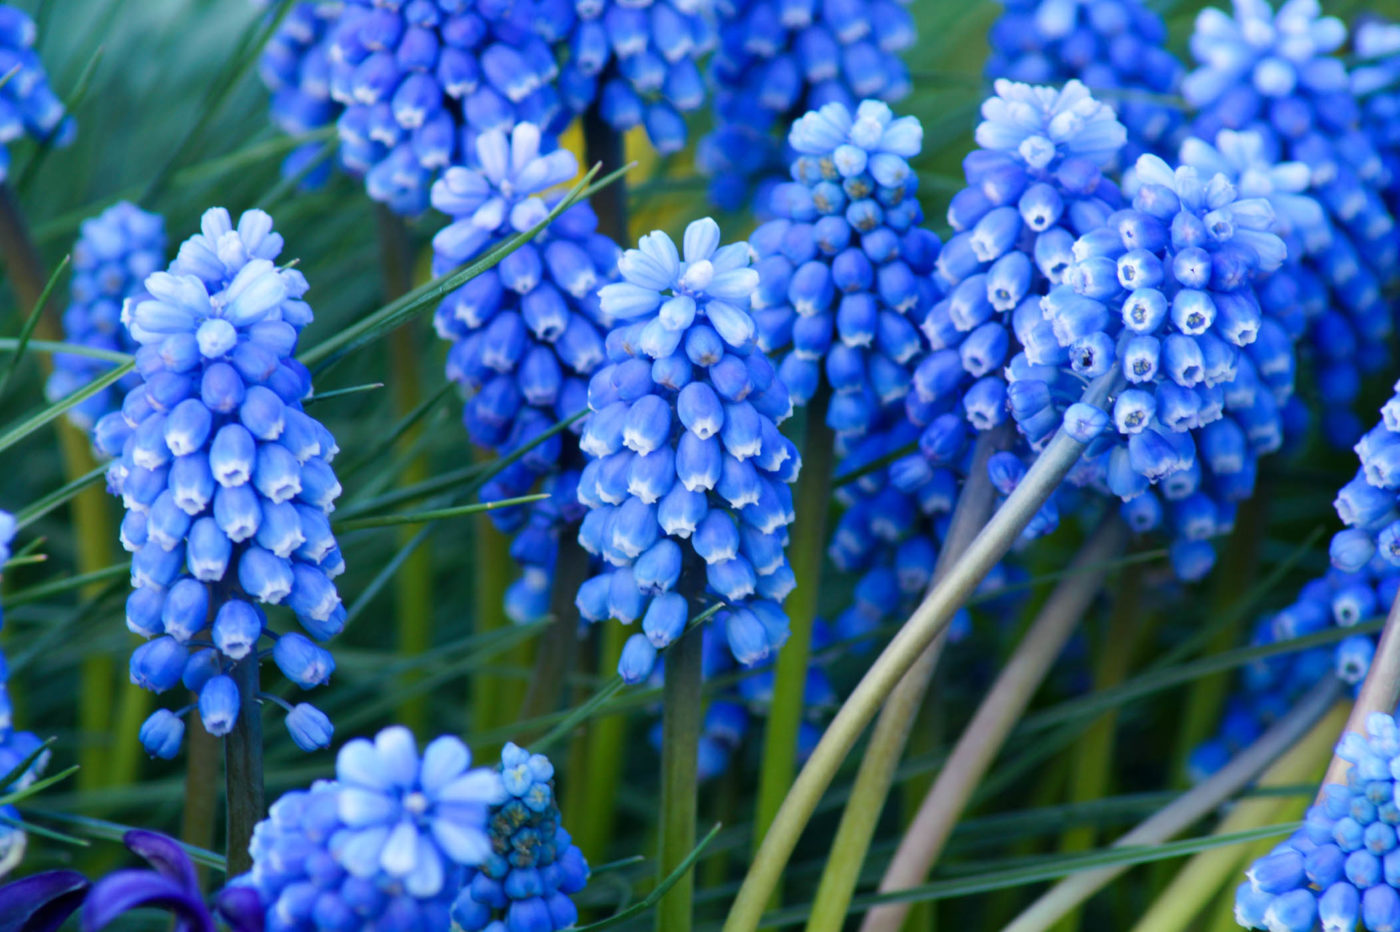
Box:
[0,5,74,181]
[1236,712,1400,931]
[0,509,44,881]
[432,122,618,623]
[257,1,343,189]
[1330,386,1400,575]
[451,743,589,932]
[239,725,507,930]
[1185,0,1399,448]
[48,202,165,430]
[751,99,937,438]
[698,0,916,211]
[93,207,343,756]
[985,0,1186,163]
[575,217,801,680]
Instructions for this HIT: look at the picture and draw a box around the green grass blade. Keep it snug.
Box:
[575,823,723,931]
[0,359,134,455]
[335,493,550,531]
[0,337,130,363]
[16,462,108,530]
[1,254,69,397]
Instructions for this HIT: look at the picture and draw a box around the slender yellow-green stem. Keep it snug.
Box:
[1320,587,1400,790]
[804,425,1011,932]
[1127,699,1344,932]
[1001,675,1343,932]
[858,518,1127,932]
[0,184,125,789]
[375,206,434,735]
[565,621,628,863]
[520,536,590,721]
[658,613,704,932]
[754,386,833,855]
[471,506,515,741]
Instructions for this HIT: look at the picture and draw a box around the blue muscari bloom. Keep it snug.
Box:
[1184,0,1399,449]
[750,99,938,439]
[48,202,166,430]
[697,0,916,212]
[575,217,801,680]
[1235,712,1400,931]
[92,207,345,756]
[0,511,48,879]
[432,122,618,624]
[257,1,343,189]
[451,743,589,931]
[237,726,507,929]
[0,5,73,181]
[985,0,1186,164]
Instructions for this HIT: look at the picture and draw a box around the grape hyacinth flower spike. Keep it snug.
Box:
[93,207,345,757]
[431,121,618,623]
[575,216,802,682]
[49,202,166,429]
[452,743,590,931]
[1235,712,1400,931]
[0,512,48,879]
[256,0,343,188]
[234,726,508,929]
[0,4,74,181]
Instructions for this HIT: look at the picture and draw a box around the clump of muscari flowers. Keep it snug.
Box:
[1235,712,1400,931]
[451,743,590,932]
[574,217,801,682]
[0,4,74,181]
[1353,18,1400,217]
[256,1,344,188]
[236,726,508,929]
[48,202,166,429]
[984,0,1186,164]
[0,511,48,878]
[748,99,936,438]
[697,0,916,212]
[547,0,713,157]
[430,122,618,623]
[1184,0,1398,448]
[1330,383,1400,577]
[92,208,345,757]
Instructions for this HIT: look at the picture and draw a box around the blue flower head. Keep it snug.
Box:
[49,202,166,429]
[0,5,74,181]
[1328,388,1400,576]
[257,1,343,188]
[240,726,507,929]
[697,0,916,211]
[986,0,1185,163]
[750,99,938,438]
[1236,712,1400,931]
[574,217,801,681]
[92,208,346,756]
[431,123,619,623]
[451,742,590,932]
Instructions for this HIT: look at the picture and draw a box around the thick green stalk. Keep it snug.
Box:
[564,621,627,863]
[181,713,219,888]
[375,206,434,735]
[472,506,515,739]
[722,373,1115,932]
[225,655,265,875]
[1001,675,1343,932]
[658,615,704,932]
[858,518,1127,932]
[804,425,1011,932]
[582,107,628,244]
[519,531,590,721]
[753,386,834,852]
[0,184,124,789]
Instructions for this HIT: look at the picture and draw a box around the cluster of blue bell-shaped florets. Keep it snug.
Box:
[92,208,345,757]
[574,217,801,682]
[451,742,590,932]
[1184,0,1399,448]
[1353,18,1400,218]
[0,4,73,181]
[749,99,935,438]
[257,1,343,188]
[0,511,49,879]
[49,202,166,429]
[1331,384,1400,575]
[985,0,1186,164]
[236,726,511,930]
[431,122,618,623]
[697,0,916,213]
[1235,712,1400,931]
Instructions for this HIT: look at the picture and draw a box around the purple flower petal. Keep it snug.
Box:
[0,869,89,932]
[81,871,213,932]
[213,885,265,932]
[122,830,199,894]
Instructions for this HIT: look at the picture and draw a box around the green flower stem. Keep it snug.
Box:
[520,531,591,721]
[565,620,628,864]
[803,425,1011,932]
[658,611,704,932]
[375,206,435,735]
[858,517,1128,932]
[583,106,628,244]
[181,714,219,887]
[0,183,126,790]
[472,502,516,741]
[1126,700,1345,932]
[999,675,1343,932]
[1320,586,1400,789]
[225,654,265,876]
[753,386,834,858]
[722,370,1117,932]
